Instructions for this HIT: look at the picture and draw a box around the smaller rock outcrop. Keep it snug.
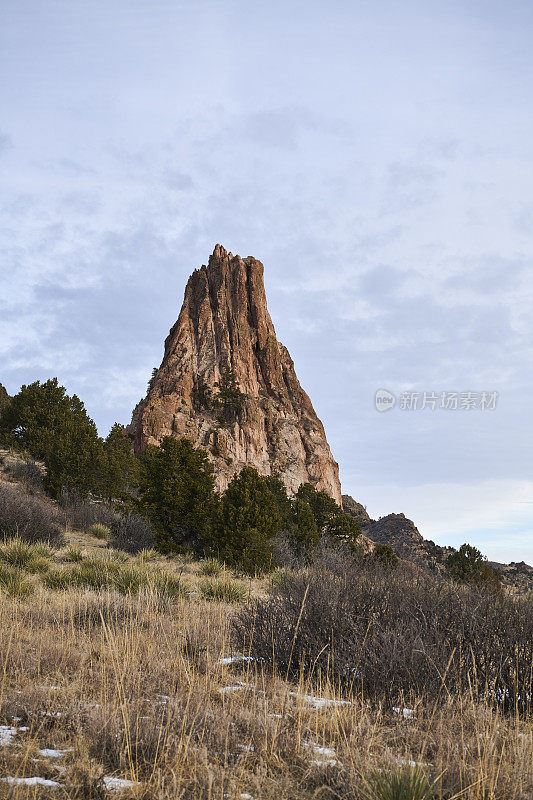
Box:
[342,494,372,525]
[342,496,430,562]
[488,560,533,594]
[363,513,423,551]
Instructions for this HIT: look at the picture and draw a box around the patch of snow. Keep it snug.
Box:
[218,655,254,665]
[396,757,432,768]
[0,726,17,746]
[303,740,341,767]
[103,776,139,791]
[39,748,72,758]
[393,707,414,719]
[240,794,255,799]
[219,681,247,694]
[2,776,59,787]
[290,692,351,710]
[237,743,254,752]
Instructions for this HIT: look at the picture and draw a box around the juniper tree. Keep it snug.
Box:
[213,367,244,420]
[0,378,105,497]
[446,543,501,588]
[103,423,139,499]
[138,436,216,553]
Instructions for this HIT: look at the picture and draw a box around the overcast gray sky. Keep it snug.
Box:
[1,0,532,563]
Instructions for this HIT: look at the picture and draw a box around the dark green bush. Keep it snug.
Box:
[139,437,216,553]
[212,367,245,421]
[0,379,138,500]
[372,543,398,568]
[0,378,105,496]
[446,542,501,588]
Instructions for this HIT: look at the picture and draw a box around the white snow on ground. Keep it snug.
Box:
[302,740,341,767]
[396,757,432,768]
[219,655,255,665]
[2,777,59,787]
[290,692,352,710]
[393,707,414,719]
[39,748,72,758]
[0,726,17,746]
[219,681,247,693]
[103,777,139,791]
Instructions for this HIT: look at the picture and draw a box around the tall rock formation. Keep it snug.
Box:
[128,245,342,503]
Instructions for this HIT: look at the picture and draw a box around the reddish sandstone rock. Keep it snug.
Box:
[128,245,341,503]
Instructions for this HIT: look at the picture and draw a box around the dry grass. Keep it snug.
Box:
[0,476,528,800]
[0,572,529,800]
[0,460,529,798]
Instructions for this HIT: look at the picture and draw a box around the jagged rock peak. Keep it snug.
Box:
[128,245,342,503]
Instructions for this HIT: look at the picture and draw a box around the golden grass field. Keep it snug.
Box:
[0,523,530,800]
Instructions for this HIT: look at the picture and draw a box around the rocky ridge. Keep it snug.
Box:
[342,498,429,560]
[342,495,532,591]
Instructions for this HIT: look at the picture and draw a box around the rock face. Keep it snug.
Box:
[343,496,427,559]
[342,494,372,525]
[362,513,424,551]
[128,245,342,503]
[342,496,423,551]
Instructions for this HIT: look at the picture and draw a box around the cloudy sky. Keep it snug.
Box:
[2,0,532,563]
